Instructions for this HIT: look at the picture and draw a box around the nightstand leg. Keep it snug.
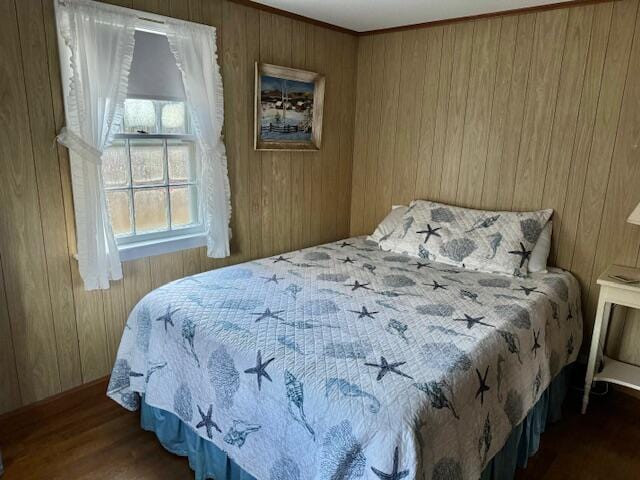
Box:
[582,297,611,414]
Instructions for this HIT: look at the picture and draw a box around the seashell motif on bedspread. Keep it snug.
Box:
[208,346,240,410]
[319,420,366,480]
[107,235,582,480]
[439,238,478,263]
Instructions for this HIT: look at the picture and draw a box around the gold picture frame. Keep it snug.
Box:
[254,62,325,151]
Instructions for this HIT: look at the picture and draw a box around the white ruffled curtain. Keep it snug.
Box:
[166,23,231,259]
[55,0,136,290]
[55,0,230,290]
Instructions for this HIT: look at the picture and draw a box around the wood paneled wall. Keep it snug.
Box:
[350,1,640,362]
[0,0,356,414]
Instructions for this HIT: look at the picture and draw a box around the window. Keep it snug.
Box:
[55,0,229,290]
[103,98,202,251]
[97,28,210,262]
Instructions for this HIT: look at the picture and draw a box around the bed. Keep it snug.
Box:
[108,236,582,480]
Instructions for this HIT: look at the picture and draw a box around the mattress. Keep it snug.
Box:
[108,236,582,480]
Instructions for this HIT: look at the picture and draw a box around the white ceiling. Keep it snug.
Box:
[252,0,574,32]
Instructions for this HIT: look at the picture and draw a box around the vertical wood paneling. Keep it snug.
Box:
[426,25,456,200]
[585,0,640,324]
[496,14,536,210]
[413,27,444,204]
[15,0,82,391]
[246,6,263,258]
[480,16,518,210]
[319,26,340,243]
[0,254,22,413]
[569,0,638,298]
[336,33,358,238]
[102,279,127,363]
[456,18,501,207]
[541,5,594,231]
[372,33,403,226]
[0,0,61,403]
[554,2,613,267]
[361,33,391,231]
[304,25,325,244]
[150,252,185,289]
[351,0,640,365]
[223,0,252,260]
[511,9,568,211]
[439,22,474,204]
[349,35,374,236]
[1,0,357,414]
[391,29,428,207]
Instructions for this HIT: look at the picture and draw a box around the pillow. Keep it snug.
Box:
[529,221,552,273]
[378,200,553,276]
[368,205,408,244]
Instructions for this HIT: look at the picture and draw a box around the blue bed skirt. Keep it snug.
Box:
[140,367,569,480]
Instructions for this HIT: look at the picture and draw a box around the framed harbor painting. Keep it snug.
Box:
[254,63,325,151]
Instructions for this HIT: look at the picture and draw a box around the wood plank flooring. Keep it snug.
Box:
[0,380,639,479]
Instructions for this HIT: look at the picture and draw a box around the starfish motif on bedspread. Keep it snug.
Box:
[532,330,541,358]
[425,280,448,291]
[416,224,441,244]
[155,305,179,332]
[508,242,532,268]
[339,241,353,248]
[365,356,414,381]
[371,446,410,480]
[244,350,275,390]
[411,261,430,270]
[475,366,490,405]
[262,274,283,284]
[348,306,379,319]
[251,308,285,323]
[196,404,221,439]
[454,314,494,329]
[345,280,372,291]
[273,256,292,263]
[340,256,355,264]
[514,286,546,296]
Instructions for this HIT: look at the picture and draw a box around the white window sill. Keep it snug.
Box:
[117,232,207,262]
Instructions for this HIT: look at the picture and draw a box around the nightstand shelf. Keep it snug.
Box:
[582,264,640,414]
[594,356,640,390]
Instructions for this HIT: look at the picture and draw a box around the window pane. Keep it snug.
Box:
[102,140,129,188]
[161,102,187,133]
[106,190,133,236]
[124,99,157,133]
[170,186,198,228]
[168,141,194,183]
[130,139,165,186]
[134,188,168,233]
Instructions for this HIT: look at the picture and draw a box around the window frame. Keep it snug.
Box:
[102,98,205,259]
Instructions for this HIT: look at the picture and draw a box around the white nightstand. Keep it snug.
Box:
[582,265,640,414]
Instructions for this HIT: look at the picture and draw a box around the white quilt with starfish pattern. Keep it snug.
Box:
[108,236,582,480]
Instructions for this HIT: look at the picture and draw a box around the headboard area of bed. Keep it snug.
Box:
[349,5,640,364]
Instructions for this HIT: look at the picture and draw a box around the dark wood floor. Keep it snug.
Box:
[1,381,639,479]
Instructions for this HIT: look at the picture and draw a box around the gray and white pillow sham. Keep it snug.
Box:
[367,205,408,244]
[377,200,553,276]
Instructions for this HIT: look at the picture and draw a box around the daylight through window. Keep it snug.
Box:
[102,98,201,244]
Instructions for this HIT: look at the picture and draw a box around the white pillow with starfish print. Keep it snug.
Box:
[377,199,553,277]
